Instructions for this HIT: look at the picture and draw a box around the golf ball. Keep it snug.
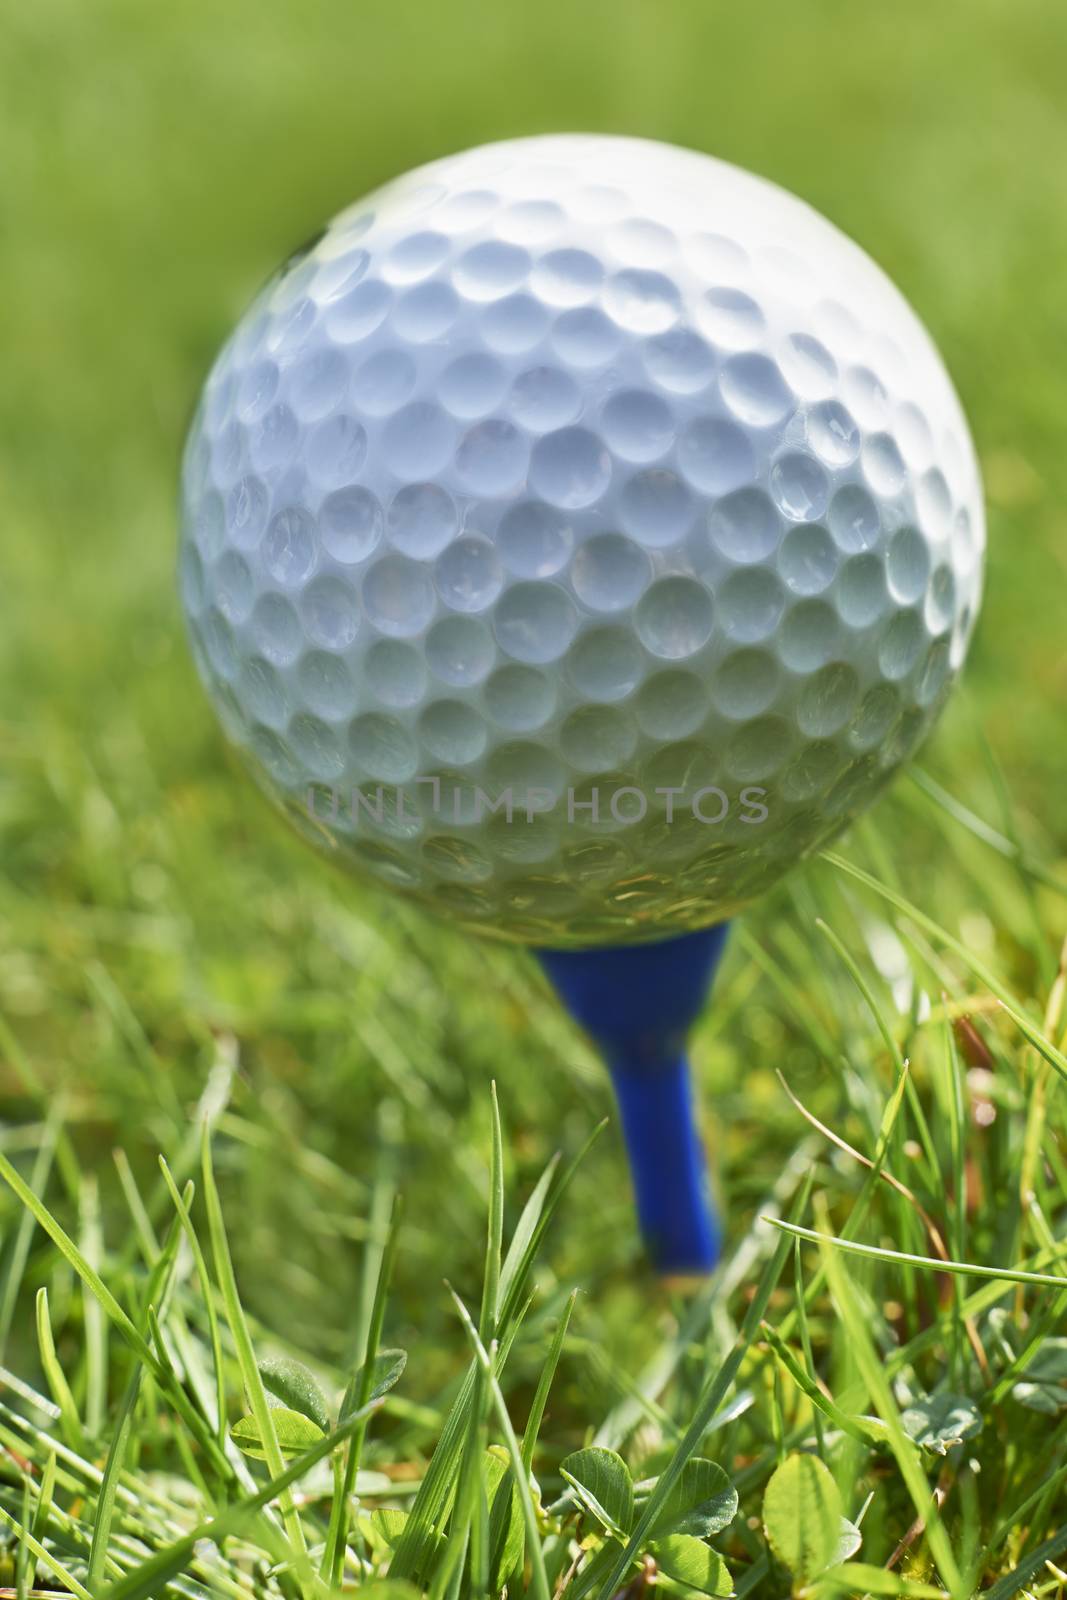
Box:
[179,134,984,947]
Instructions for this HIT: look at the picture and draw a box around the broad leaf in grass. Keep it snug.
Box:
[340,1347,408,1419]
[646,1457,737,1540]
[258,1356,330,1432]
[1012,1339,1067,1415]
[651,1533,733,1596]
[763,1452,842,1586]
[833,1516,863,1563]
[370,1507,409,1548]
[985,1305,1019,1358]
[900,1392,983,1453]
[368,1508,445,1579]
[230,1406,324,1460]
[560,1446,634,1535]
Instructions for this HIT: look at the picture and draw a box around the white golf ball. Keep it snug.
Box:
[179,134,984,947]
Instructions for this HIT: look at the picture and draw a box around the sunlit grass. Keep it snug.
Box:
[2,784,1067,1594]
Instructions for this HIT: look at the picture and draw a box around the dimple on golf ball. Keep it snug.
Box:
[179,134,984,947]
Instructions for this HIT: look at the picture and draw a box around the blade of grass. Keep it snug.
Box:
[15,1473,31,1600]
[943,1016,968,1385]
[0,1113,58,1358]
[345,1107,396,1370]
[30,1450,57,1546]
[760,1320,886,1447]
[142,1305,234,1484]
[521,1289,575,1476]
[499,1118,606,1326]
[814,917,939,1184]
[429,1325,487,1600]
[792,1239,824,1458]
[87,1203,187,1588]
[325,1193,403,1586]
[199,1124,309,1569]
[498,1155,559,1312]
[112,1148,161,1265]
[78,1176,106,1437]
[158,1157,226,1448]
[35,1288,85,1451]
[1015,936,1067,1299]
[479,1082,504,1343]
[487,1289,578,1592]
[450,1288,551,1600]
[768,1217,1067,1290]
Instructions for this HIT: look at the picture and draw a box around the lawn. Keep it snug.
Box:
[2,0,1067,1594]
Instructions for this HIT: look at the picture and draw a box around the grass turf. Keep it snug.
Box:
[2,0,1067,1593]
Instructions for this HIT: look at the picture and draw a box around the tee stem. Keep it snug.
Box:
[537,924,729,1276]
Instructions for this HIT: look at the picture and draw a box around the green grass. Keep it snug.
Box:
[3,0,1067,1593]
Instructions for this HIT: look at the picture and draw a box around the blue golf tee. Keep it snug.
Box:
[537,924,729,1276]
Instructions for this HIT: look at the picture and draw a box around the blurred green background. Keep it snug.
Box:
[2,0,1066,1379]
